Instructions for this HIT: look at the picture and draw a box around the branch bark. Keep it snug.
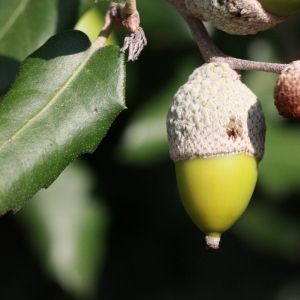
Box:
[166,0,288,73]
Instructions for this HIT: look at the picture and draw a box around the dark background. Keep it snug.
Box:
[1,1,300,299]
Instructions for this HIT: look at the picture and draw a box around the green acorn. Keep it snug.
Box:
[167,63,266,249]
[259,0,300,16]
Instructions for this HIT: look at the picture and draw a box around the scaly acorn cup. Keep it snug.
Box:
[274,61,300,121]
[167,63,266,249]
[184,0,287,35]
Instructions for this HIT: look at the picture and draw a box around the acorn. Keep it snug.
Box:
[167,63,266,249]
[184,0,287,35]
[258,0,300,17]
[274,61,300,121]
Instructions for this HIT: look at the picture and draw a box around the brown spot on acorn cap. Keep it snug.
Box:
[274,61,300,121]
[167,62,266,162]
[167,63,266,249]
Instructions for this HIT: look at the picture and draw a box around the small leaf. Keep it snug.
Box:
[0,0,58,92]
[0,0,57,61]
[0,30,126,214]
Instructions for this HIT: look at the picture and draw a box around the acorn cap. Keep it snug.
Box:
[167,63,266,162]
[185,0,287,35]
[274,61,300,121]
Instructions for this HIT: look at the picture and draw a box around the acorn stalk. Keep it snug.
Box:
[167,63,266,249]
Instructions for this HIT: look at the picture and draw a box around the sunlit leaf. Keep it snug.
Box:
[0,30,126,214]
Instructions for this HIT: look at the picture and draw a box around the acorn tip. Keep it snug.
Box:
[205,235,221,250]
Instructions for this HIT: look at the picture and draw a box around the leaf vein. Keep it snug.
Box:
[0,0,30,41]
[0,46,95,150]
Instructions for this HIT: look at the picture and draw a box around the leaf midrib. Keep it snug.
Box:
[0,0,30,41]
[0,44,96,151]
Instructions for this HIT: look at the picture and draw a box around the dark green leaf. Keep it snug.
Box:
[0,30,126,214]
[0,0,57,60]
[0,0,58,91]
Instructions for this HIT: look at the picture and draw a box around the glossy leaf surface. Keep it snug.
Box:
[0,30,126,213]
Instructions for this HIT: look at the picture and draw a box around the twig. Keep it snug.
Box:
[166,0,190,16]
[166,0,288,74]
[92,3,116,50]
[184,16,287,73]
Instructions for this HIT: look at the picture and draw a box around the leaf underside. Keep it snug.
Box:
[0,30,126,214]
